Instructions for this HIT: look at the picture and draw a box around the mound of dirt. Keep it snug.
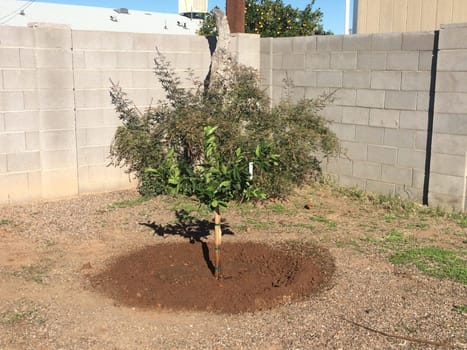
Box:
[89,241,334,314]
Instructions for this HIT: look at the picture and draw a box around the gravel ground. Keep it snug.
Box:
[0,187,465,349]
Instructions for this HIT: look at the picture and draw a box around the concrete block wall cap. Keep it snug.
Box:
[230,33,260,38]
[27,22,71,29]
[440,23,467,29]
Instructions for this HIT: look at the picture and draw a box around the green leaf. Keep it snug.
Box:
[255,144,260,157]
[219,180,231,188]
[168,178,179,185]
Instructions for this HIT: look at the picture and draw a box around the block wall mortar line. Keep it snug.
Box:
[268,38,273,108]
[30,27,42,201]
[70,28,81,195]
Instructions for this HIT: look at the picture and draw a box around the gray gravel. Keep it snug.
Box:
[0,189,466,349]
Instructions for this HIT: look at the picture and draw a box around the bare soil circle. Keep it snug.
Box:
[89,241,334,314]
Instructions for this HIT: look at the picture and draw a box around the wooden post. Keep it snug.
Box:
[214,208,222,279]
[226,0,245,33]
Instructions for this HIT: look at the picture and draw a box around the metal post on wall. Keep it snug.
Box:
[345,0,351,34]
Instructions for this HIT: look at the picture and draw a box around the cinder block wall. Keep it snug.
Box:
[0,24,259,204]
[71,31,211,194]
[262,32,434,204]
[0,25,78,202]
[431,24,467,209]
[261,28,467,211]
[1,22,465,210]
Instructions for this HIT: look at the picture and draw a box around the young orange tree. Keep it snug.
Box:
[145,125,277,278]
[109,51,338,278]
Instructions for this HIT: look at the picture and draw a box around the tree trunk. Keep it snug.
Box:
[214,208,222,279]
[209,9,233,90]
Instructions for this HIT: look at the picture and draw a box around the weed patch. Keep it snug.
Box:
[406,222,430,230]
[246,218,273,230]
[335,239,363,252]
[329,181,467,230]
[371,193,420,214]
[384,230,404,243]
[231,224,248,232]
[309,215,337,229]
[452,305,467,314]
[164,197,211,219]
[390,247,466,285]
[233,202,256,216]
[13,263,50,284]
[448,212,467,228]
[109,196,151,209]
[267,204,295,215]
[285,222,316,231]
[332,185,367,201]
[0,301,45,326]
[0,219,13,226]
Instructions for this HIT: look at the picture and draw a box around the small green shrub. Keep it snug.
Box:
[109,51,339,200]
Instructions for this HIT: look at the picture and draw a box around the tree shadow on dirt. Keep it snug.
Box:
[140,209,234,275]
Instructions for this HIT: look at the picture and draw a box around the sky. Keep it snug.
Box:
[30,0,353,35]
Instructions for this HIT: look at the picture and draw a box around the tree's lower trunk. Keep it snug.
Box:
[214,208,222,279]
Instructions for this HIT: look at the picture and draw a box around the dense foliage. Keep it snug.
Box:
[198,0,331,37]
[109,52,339,201]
